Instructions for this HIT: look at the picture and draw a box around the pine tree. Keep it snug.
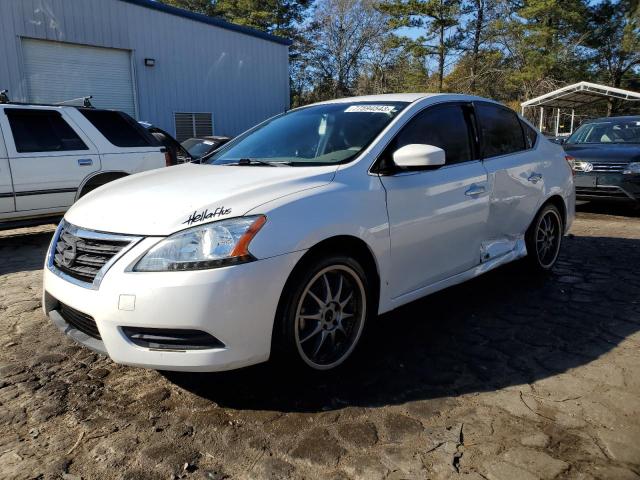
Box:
[379,0,463,92]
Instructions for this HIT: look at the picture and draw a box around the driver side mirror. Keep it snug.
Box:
[392,144,446,169]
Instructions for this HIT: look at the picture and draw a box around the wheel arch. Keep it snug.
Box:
[76,171,129,200]
[271,235,382,349]
[540,194,567,231]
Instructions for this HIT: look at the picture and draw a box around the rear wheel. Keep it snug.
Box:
[275,255,373,371]
[525,203,563,271]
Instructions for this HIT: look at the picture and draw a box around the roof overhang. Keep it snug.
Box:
[521,81,640,109]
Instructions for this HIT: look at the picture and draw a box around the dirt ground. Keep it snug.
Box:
[1,204,639,480]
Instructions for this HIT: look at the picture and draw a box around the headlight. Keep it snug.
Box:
[572,160,592,172]
[133,215,266,272]
[623,162,640,174]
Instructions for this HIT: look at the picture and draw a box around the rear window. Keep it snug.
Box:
[79,109,154,147]
[5,108,88,153]
[476,103,526,158]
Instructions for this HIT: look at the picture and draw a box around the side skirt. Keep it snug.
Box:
[388,239,527,311]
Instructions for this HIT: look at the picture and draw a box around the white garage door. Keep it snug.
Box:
[22,39,136,117]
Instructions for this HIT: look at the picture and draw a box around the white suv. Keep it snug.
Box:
[43,94,575,372]
[0,104,168,228]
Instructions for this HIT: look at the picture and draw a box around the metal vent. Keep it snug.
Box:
[174,112,213,141]
[59,302,101,340]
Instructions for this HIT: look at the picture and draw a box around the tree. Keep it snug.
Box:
[158,0,310,40]
[457,0,499,93]
[299,0,390,99]
[380,0,463,92]
[586,0,640,115]
[212,0,311,39]
[159,0,215,16]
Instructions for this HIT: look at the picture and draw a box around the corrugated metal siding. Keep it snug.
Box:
[0,0,290,137]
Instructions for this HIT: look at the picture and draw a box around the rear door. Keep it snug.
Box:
[379,102,490,298]
[476,102,544,259]
[0,118,15,213]
[0,108,100,211]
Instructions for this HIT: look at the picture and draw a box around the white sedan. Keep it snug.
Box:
[43,94,575,372]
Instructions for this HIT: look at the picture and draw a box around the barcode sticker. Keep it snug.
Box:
[345,105,396,114]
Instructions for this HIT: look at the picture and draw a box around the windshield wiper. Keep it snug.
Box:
[226,158,292,167]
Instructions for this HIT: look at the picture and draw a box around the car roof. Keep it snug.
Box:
[586,115,640,123]
[310,92,504,107]
[315,93,436,104]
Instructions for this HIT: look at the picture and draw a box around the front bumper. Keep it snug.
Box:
[43,235,304,372]
[575,172,640,202]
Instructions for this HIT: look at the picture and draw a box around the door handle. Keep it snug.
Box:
[77,158,93,166]
[465,184,486,197]
[528,173,543,184]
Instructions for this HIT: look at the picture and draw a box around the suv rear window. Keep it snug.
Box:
[5,108,88,153]
[79,109,154,147]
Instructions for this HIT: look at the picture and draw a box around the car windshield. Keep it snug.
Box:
[182,138,215,158]
[207,102,407,166]
[566,119,640,145]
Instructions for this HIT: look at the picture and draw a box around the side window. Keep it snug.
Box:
[475,103,525,158]
[521,120,538,149]
[5,109,88,153]
[393,104,473,165]
[79,109,154,147]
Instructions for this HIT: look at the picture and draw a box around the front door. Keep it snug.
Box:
[379,102,490,299]
[0,108,100,212]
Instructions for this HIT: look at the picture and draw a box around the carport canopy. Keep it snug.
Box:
[520,81,640,136]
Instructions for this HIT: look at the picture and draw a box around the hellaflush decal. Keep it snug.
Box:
[183,207,232,226]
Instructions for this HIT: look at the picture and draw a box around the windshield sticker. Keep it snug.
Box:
[183,207,232,226]
[345,105,396,114]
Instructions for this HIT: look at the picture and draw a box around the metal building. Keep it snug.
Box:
[0,0,291,139]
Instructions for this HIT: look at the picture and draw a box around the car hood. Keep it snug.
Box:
[65,163,338,235]
[563,143,640,163]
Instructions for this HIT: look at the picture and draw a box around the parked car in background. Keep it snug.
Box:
[0,104,168,229]
[181,136,231,161]
[562,116,640,205]
[139,121,193,165]
[44,93,574,373]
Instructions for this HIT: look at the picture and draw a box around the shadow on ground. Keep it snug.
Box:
[164,234,640,412]
[576,200,640,217]
[0,230,55,275]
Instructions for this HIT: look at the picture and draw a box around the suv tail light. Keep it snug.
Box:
[161,148,173,167]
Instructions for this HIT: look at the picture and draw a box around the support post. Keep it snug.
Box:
[539,107,544,131]
[570,109,575,134]
[555,108,560,137]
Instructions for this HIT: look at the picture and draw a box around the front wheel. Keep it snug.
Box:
[525,203,564,271]
[275,255,373,371]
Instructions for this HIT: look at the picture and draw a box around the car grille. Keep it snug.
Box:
[589,162,629,173]
[52,224,134,285]
[58,302,101,340]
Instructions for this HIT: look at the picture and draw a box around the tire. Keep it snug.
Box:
[273,254,375,371]
[524,203,564,272]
